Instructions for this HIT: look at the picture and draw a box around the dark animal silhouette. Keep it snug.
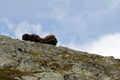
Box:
[30,34,41,42]
[41,35,57,45]
[22,34,31,41]
[22,34,57,46]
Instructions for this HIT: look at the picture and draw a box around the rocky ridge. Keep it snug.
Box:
[0,35,120,80]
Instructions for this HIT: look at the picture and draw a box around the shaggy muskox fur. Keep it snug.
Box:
[30,34,41,42]
[40,35,57,45]
[22,34,41,42]
[22,34,31,41]
[22,34,57,46]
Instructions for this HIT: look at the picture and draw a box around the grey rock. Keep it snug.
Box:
[22,72,63,80]
[0,35,120,80]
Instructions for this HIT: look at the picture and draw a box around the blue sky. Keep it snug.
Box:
[0,0,120,58]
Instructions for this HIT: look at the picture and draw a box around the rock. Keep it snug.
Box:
[0,35,120,80]
[22,72,63,80]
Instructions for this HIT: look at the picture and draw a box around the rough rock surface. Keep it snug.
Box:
[0,35,120,80]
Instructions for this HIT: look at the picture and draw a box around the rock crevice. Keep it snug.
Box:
[0,35,120,80]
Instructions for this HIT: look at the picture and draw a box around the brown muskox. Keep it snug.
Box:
[22,34,31,41]
[41,35,58,46]
[22,34,57,46]
[30,34,41,42]
[22,34,41,42]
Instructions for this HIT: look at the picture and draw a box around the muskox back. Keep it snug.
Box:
[22,34,31,41]
[41,35,57,45]
[30,34,41,42]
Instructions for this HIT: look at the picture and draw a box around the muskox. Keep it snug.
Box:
[40,35,57,46]
[22,34,57,46]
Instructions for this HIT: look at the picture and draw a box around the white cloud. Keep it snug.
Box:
[1,0,120,59]
[86,33,120,58]
[37,0,120,34]
[63,33,120,58]
[2,20,49,39]
[1,0,120,36]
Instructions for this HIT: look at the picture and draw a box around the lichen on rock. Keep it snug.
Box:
[0,35,120,80]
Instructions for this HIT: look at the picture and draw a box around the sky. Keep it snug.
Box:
[0,0,120,58]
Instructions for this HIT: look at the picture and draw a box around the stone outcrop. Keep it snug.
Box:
[0,35,120,80]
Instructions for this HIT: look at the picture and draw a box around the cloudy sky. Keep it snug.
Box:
[0,0,120,58]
